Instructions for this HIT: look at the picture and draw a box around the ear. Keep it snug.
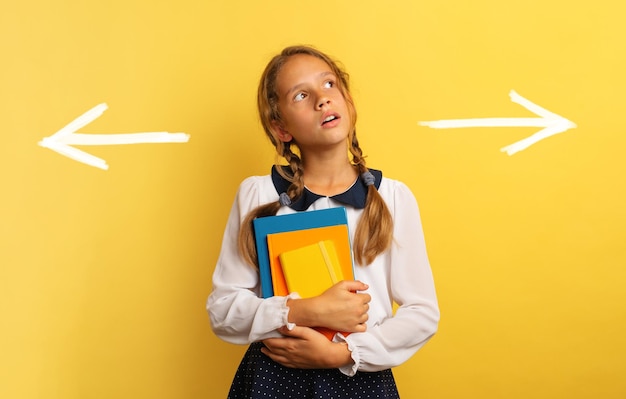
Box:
[271,120,293,143]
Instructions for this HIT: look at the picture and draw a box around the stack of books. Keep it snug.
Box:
[253,207,355,339]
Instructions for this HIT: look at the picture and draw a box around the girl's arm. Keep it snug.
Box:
[286,280,370,333]
[262,326,353,369]
[208,177,294,343]
[337,181,440,376]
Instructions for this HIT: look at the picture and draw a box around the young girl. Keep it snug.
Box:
[208,45,439,398]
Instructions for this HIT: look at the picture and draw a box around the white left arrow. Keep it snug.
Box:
[419,90,576,155]
[38,103,190,170]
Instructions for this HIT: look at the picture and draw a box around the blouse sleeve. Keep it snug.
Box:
[338,181,440,376]
[207,177,294,344]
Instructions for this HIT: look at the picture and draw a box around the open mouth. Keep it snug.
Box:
[322,114,339,125]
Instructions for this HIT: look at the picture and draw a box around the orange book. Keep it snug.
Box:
[266,225,354,340]
[266,224,354,296]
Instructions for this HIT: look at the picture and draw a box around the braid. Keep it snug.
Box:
[238,200,282,267]
[349,131,366,171]
[238,142,308,268]
[350,131,394,265]
[282,143,306,203]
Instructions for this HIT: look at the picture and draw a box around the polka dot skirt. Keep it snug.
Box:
[228,342,400,399]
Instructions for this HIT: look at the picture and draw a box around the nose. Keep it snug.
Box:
[315,93,331,110]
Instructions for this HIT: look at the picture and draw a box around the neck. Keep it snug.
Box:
[300,148,358,196]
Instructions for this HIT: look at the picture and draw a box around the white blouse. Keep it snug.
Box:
[207,173,439,376]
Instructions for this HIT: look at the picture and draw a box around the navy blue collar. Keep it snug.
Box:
[270,165,383,211]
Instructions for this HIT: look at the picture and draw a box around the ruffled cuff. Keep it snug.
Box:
[282,292,301,330]
[334,333,359,377]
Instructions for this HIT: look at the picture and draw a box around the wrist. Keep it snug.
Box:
[329,341,353,368]
[286,297,320,327]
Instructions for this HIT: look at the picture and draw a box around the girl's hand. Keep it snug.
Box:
[287,280,371,333]
[261,326,352,369]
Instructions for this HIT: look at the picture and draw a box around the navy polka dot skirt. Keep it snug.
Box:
[228,342,400,399]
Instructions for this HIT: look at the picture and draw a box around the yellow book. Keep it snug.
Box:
[278,240,344,298]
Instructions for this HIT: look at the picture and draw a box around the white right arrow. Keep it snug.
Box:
[419,90,577,155]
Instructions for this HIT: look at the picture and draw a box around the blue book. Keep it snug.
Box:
[253,207,349,298]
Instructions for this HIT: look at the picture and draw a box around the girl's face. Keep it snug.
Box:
[272,54,352,154]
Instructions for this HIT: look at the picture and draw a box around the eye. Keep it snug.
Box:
[323,80,335,89]
[294,92,307,102]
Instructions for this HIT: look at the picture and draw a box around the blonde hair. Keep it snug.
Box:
[239,45,393,267]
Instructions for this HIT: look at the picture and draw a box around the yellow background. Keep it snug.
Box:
[2,0,625,398]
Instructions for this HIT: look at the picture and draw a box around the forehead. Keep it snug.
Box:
[276,54,334,95]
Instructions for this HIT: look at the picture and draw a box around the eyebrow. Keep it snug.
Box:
[283,71,336,98]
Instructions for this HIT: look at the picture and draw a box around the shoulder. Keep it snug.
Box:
[235,173,279,208]
[378,175,416,199]
[238,174,272,191]
[377,175,420,212]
